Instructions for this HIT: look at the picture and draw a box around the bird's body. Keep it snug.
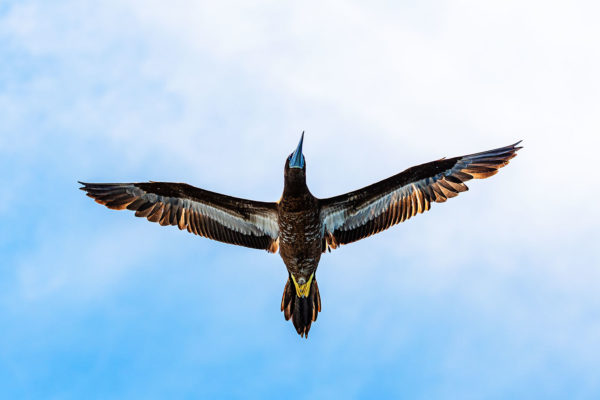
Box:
[80,134,521,337]
[277,161,323,334]
[277,191,321,282]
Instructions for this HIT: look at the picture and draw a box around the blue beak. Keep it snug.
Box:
[289,132,305,169]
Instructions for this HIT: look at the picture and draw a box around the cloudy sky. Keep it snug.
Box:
[1,0,599,398]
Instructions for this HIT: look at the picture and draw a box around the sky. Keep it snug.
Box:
[1,0,599,398]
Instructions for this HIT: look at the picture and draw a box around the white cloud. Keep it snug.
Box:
[1,1,599,395]
[2,0,597,298]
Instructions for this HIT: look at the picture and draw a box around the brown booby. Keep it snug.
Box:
[80,133,521,337]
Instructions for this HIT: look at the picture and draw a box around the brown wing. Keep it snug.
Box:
[79,181,280,252]
[319,142,522,251]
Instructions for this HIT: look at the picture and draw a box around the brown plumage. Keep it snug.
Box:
[319,142,521,249]
[281,276,321,338]
[79,134,521,338]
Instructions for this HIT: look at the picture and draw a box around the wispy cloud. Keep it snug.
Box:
[1,0,599,398]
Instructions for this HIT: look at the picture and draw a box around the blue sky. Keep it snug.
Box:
[1,0,599,398]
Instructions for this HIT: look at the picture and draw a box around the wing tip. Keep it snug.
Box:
[512,140,523,151]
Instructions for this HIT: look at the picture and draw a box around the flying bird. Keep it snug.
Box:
[79,134,521,337]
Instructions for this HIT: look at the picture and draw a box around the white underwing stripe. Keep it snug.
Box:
[131,186,279,238]
[321,160,470,233]
[320,142,521,238]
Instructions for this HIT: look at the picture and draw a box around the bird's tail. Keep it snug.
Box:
[281,275,321,338]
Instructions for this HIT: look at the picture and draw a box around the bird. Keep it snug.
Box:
[79,133,521,337]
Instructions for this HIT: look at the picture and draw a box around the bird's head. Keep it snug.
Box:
[284,132,306,181]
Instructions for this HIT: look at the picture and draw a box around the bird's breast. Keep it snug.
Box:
[277,197,322,274]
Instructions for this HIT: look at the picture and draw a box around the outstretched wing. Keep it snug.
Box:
[79,181,280,252]
[320,142,522,251]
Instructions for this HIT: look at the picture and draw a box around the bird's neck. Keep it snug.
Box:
[283,176,310,198]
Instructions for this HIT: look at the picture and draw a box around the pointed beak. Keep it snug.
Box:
[289,131,305,169]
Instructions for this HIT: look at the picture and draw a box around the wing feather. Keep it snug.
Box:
[320,142,522,250]
[79,181,280,252]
